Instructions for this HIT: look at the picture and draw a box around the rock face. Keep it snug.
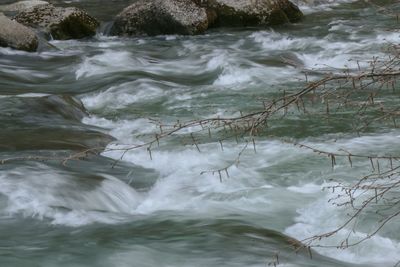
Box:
[110,0,209,36]
[196,0,303,27]
[0,0,49,13]
[14,4,99,40]
[0,13,38,52]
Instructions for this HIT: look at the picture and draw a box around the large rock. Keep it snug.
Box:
[0,0,48,13]
[194,0,303,27]
[0,13,38,52]
[110,0,209,36]
[14,4,99,40]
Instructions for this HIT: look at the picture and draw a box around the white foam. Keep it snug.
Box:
[287,183,322,194]
[292,0,358,14]
[83,116,157,141]
[81,80,165,110]
[302,130,400,156]
[205,47,299,87]
[285,192,400,265]
[251,27,393,73]
[0,165,142,226]
[81,112,400,227]
[80,116,400,267]
[75,51,142,79]
[298,52,362,70]
[92,139,303,215]
[251,31,317,51]
[375,31,400,45]
[282,131,400,264]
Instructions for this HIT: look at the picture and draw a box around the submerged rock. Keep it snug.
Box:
[0,13,38,52]
[0,95,114,151]
[110,0,209,36]
[14,4,99,40]
[196,0,303,27]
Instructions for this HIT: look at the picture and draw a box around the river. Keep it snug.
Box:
[1,0,400,266]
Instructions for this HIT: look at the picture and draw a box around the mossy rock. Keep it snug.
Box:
[110,0,209,36]
[194,0,303,27]
[14,4,99,40]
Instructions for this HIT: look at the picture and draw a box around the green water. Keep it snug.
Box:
[1,0,400,266]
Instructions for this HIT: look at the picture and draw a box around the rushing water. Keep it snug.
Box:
[1,0,400,266]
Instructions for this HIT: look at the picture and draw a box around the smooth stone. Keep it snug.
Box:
[110,0,209,36]
[0,13,38,52]
[0,0,48,13]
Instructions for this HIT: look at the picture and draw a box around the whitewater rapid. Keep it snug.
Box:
[1,0,400,266]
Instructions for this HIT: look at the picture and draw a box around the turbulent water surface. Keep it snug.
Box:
[1,0,400,266]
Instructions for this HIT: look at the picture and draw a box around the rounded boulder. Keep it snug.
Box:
[14,4,99,40]
[196,0,303,27]
[0,13,38,52]
[110,0,209,36]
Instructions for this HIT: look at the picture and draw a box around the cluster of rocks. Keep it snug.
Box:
[0,0,303,52]
[110,0,303,36]
[0,0,98,52]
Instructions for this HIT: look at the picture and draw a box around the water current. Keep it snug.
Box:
[1,0,400,266]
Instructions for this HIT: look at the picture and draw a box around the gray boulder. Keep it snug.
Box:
[194,0,303,27]
[110,0,209,36]
[0,0,48,13]
[14,4,99,40]
[0,13,38,52]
